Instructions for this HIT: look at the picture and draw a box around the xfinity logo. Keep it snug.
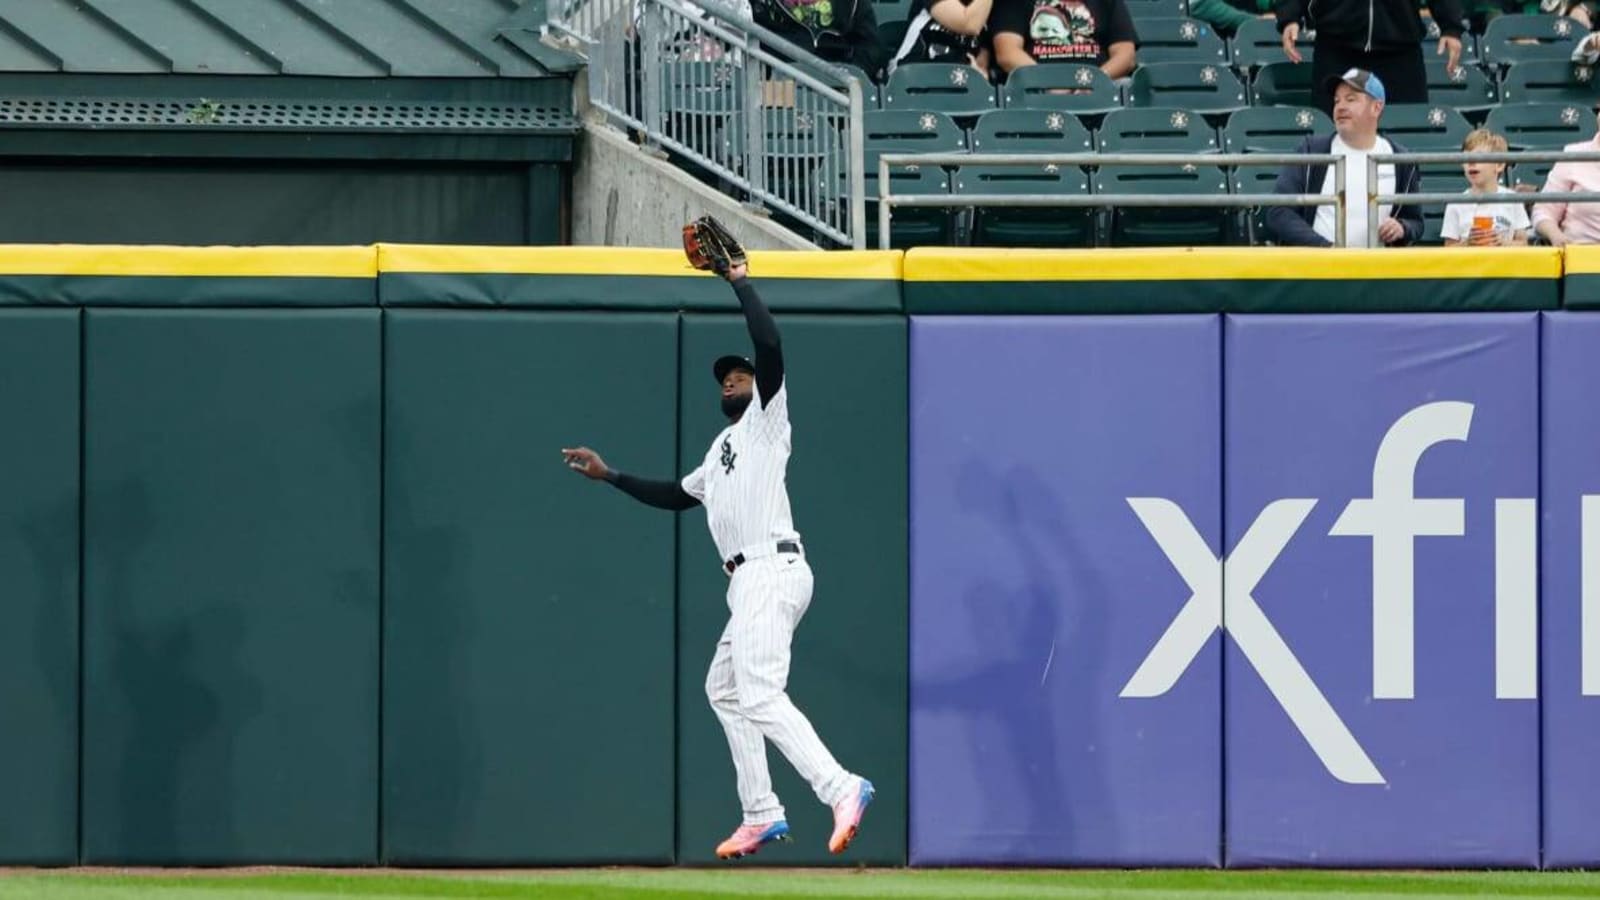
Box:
[1121,401,1598,786]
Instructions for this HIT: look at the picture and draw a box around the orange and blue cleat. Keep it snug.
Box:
[828,778,874,854]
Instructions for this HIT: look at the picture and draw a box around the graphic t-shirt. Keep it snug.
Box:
[777,0,837,28]
[991,0,1136,63]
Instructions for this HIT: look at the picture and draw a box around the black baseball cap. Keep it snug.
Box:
[713,354,755,384]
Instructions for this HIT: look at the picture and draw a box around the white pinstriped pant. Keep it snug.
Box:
[705,554,854,825]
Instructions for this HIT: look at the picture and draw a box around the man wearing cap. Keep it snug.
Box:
[1277,0,1464,115]
[561,259,875,862]
[1267,68,1425,247]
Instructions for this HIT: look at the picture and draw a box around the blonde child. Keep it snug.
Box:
[1441,129,1530,246]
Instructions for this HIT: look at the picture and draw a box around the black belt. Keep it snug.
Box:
[725,541,802,574]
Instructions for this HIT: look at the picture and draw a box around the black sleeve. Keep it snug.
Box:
[731,276,785,407]
[1392,163,1425,245]
[1102,0,1137,46]
[1427,0,1466,36]
[1274,0,1305,31]
[990,0,1028,37]
[605,471,701,511]
[846,0,884,76]
[1266,141,1334,247]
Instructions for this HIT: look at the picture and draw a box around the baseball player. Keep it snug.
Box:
[561,220,873,860]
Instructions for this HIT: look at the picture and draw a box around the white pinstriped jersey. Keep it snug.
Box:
[681,379,800,562]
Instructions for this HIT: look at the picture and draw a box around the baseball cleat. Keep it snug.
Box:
[828,778,874,854]
[715,820,790,859]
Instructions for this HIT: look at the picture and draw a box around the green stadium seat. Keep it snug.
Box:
[1230,160,1286,244]
[884,62,998,115]
[1000,64,1122,116]
[1512,160,1556,189]
[873,0,913,25]
[1093,163,1234,245]
[1221,106,1332,152]
[1125,0,1188,22]
[1098,106,1219,152]
[834,63,881,109]
[1423,60,1498,120]
[1481,14,1589,66]
[1231,17,1314,69]
[865,164,955,247]
[1135,17,1229,64]
[1379,103,1472,150]
[1498,59,1600,106]
[660,60,745,170]
[970,108,1095,154]
[849,109,967,247]
[1129,62,1248,115]
[1487,102,1599,148]
[955,164,1095,246]
[1251,61,1314,107]
[1416,166,1472,245]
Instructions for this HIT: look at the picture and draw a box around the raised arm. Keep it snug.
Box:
[562,446,700,511]
[729,270,784,406]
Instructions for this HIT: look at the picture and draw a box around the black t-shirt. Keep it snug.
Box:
[990,0,1136,64]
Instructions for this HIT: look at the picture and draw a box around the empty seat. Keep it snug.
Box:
[1129,61,1248,114]
[1487,102,1599,148]
[1222,106,1332,152]
[1124,0,1188,22]
[1093,163,1234,245]
[1098,106,1219,152]
[1423,60,1498,119]
[1379,103,1472,150]
[970,108,1095,153]
[956,164,1095,246]
[1000,63,1122,116]
[1135,17,1229,64]
[835,63,881,109]
[1481,14,1588,66]
[854,109,967,246]
[1251,61,1315,107]
[884,62,998,115]
[1231,17,1313,69]
[1498,59,1600,105]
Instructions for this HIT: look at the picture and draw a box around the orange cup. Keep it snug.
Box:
[1473,215,1494,232]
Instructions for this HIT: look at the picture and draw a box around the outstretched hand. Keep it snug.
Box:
[724,262,748,281]
[561,446,610,480]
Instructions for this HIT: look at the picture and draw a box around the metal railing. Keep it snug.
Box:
[1370,150,1600,242]
[547,0,867,247]
[876,152,1346,249]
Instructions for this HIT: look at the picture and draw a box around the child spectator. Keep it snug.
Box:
[1441,129,1531,246]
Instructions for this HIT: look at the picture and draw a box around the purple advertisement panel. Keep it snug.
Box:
[1542,312,1600,868]
[910,316,1221,866]
[1224,314,1539,867]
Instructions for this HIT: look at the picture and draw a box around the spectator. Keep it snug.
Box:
[752,0,885,76]
[1532,112,1600,247]
[1267,69,1424,247]
[1442,129,1531,246]
[888,0,995,77]
[990,0,1138,78]
[1277,0,1464,115]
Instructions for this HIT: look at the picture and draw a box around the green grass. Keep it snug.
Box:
[1,869,1599,900]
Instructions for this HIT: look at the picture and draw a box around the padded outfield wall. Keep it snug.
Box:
[0,243,1597,866]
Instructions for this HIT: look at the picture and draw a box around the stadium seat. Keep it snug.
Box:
[1134,17,1229,64]
[1097,106,1219,152]
[1221,106,1332,152]
[1129,62,1248,115]
[661,60,745,169]
[884,63,998,115]
[1379,104,1472,150]
[1512,160,1555,189]
[955,164,1095,246]
[1251,61,1315,107]
[1498,59,1600,105]
[1231,17,1313,69]
[872,0,913,26]
[1093,163,1234,245]
[1416,165,1473,244]
[835,63,881,109]
[1481,14,1589,66]
[1230,160,1286,244]
[1487,102,1599,148]
[864,163,955,247]
[853,109,966,246]
[970,108,1095,154]
[1423,60,1498,120]
[999,64,1122,116]
[1124,0,1188,22]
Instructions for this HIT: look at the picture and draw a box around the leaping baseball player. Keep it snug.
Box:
[561,217,874,860]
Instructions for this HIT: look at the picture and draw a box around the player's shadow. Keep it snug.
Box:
[914,461,1114,862]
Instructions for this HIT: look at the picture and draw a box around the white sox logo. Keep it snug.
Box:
[721,435,737,474]
[1119,401,1580,786]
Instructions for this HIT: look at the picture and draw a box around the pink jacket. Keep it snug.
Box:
[1532,138,1600,244]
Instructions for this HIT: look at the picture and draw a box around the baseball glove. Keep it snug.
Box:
[683,215,746,275]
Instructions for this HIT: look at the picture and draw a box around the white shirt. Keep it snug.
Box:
[1441,187,1531,242]
[1314,135,1396,248]
[682,380,801,563]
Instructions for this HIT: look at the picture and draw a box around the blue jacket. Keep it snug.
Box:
[1266,133,1425,247]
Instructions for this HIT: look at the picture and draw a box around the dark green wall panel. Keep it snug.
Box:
[0,276,374,308]
[0,310,79,863]
[676,313,908,866]
[382,311,677,864]
[82,309,380,864]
